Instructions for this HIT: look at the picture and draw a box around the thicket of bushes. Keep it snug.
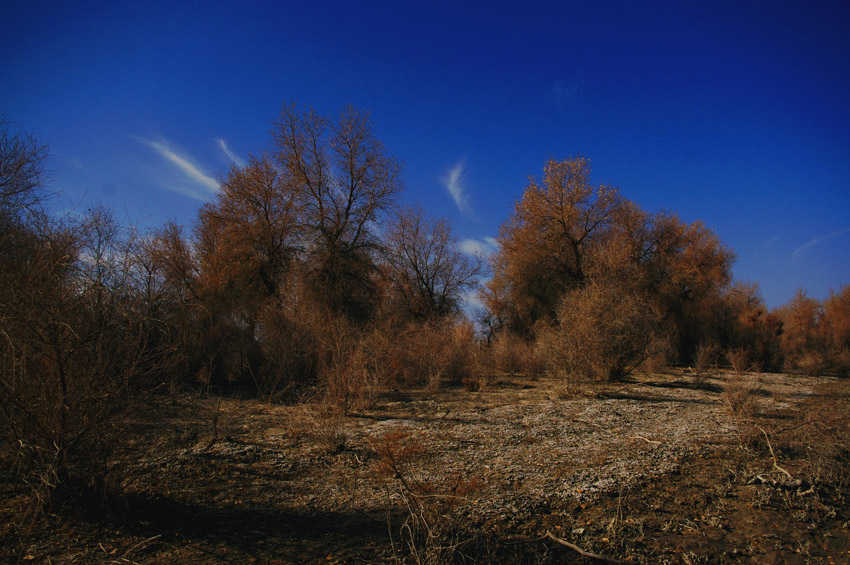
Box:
[1,109,848,512]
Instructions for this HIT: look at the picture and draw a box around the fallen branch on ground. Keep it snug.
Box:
[545,531,637,564]
[122,534,162,559]
[755,425,794,482]
[633,435,661,445]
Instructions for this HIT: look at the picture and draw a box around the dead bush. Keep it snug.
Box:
[785,380,850,488]
[537,283,666,382]
[285,403,348,454]
[382,319,482,391]
[488,331,545,376]
[694,343,718,375]
[778,289,828,376]
[822,286,850,376]
[0,210,164,514]
[789,350,826,377]
[726,348,749,376]
[251,301,317,402]
[638,337,674,376]
[303,313,372,415]
[722,377,764,448]
[372,430,480,563]
[441,320,482,388]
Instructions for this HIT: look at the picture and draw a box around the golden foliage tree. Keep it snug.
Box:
[822,285,850,375]
[197,154,301,301]
[485,156,736,366]
[485,156,622,335]
[778,289,826,375]
[714,282,783,372]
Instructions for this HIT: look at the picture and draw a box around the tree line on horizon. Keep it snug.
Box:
[1,105,849,509]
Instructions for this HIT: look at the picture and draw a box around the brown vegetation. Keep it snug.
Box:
[2,112,849,563]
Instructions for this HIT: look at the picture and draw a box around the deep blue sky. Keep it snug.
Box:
[2,1,849,308]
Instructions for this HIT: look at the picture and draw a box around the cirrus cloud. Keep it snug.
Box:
[792,227,850,258]
[460,237,498,257]
[134,136,220,197]
[441,159,472,215]
[215,137,246,167]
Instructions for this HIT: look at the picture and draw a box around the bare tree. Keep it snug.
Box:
[273,103,402,320]
[383,205,482,321]
[0,117,49,218]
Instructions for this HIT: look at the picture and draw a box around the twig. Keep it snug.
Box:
[545,531,637,564]
[755,425,794,481]
[122,535,162,558]
[633,435,661,445]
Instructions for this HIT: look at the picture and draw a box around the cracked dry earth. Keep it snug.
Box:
[6,371,850,563]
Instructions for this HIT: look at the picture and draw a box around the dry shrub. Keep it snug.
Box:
[694,343,718,375]
[383,319,482,391]
[442,320,482,388]
[372,430,480,563]
[305,313,377,415]
[251,301,317,402]
[269,303,486,412]
[726,348,749,376]
[285,403,348,454]
[834,348,850,377]
[0,212,165,514]
[488,331,545,376]
[822,286,850,376]
[261,287,389,412]
[722,377,764,448]
[639,337,674,376]
[778,289,828,376]
[251,291,486,410]
[790,350,826,377]
[546,367,590,398]
[793,380,850,487]
[463,374,486,392]
[537,283,666,382]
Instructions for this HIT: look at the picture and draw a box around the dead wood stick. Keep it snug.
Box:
[633,435,661,445]
[545,531,637,564]
[755,425,794,482]
[122,534,162,558]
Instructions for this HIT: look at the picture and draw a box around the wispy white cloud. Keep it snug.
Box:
[135,136,219,196]
[441,159,472,214]
[763,234,781,249]
[792,228,850,258]
[461,286,485,313]
[460,275,492,318]
[68,156,88,172]
[160,182,212,201]
[460,237,498,257]
[215,137,246,167]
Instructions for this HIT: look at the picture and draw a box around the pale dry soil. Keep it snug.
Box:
[4,371,850,563]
